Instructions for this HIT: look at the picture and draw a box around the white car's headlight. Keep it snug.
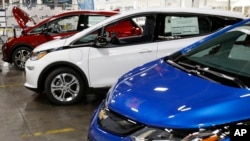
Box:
[30,51,48,61]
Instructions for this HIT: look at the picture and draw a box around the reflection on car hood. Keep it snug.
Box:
[33,38,66,52]
[12,6,36,29]
[108,59,250,129]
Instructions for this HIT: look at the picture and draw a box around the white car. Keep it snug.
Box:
[24,7,245,105]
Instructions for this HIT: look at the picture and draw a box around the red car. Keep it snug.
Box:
[1,6,119,70]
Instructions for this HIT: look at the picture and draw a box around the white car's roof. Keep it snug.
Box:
[66,7,245,44]
[118,7,245,19]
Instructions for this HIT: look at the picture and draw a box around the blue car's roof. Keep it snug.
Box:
[107,18,250,129]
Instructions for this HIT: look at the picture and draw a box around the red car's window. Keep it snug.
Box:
[47,15,80,33]
[88,15,109,27]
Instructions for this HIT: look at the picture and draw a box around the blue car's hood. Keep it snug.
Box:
[107,59,250,129]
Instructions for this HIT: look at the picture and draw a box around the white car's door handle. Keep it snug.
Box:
[138,49,152,54]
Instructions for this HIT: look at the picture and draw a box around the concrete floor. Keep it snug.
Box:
[0,58,107,141]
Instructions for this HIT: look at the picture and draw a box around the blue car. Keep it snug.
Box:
[88,18,250,141]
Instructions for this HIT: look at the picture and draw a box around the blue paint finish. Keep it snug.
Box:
[88,18,250,141]
[108,60,250,128]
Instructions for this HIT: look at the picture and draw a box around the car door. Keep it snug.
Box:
[88,15,158,87]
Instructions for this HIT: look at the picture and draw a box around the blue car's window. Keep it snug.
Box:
[172,24,250,87]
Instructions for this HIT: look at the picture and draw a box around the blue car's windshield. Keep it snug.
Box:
[170,23,250,88]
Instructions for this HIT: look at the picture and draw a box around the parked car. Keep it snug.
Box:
[24,7,245,105]
[88,18,250,141]
[1,6,119,70]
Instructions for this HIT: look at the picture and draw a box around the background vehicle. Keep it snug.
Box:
[88,18,250,141]
[1,6,119,70]
[24,7,245,105]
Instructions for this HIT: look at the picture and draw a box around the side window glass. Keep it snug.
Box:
[198,18,211,34]
[47,15,79,33]
[72,15,155,47]
[158,16,211,40]
[72,29,100,45]
[171,17,199,36]
[209,17,242,32]
[88,16,108,27]
[78,15,109,31]
[103,15,155,47]
[30,24,45,33]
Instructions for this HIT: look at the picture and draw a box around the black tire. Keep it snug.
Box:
[45,67,86,105]
[12,47,32,70]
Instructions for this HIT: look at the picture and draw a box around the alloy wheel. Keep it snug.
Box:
[50,73,80,102]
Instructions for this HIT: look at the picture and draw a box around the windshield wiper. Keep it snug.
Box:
[167,60,191,73]
[178,61,248,89]
[167,60,219,84]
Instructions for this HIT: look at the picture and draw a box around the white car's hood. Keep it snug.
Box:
[33,38,67,52]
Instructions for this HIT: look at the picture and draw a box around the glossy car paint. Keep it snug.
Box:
[108,60,250,128]
[88,18,250,140]
[88,102,124,141]
[24,7,245,105]
[2,6,118,65]
[12,6,36,28]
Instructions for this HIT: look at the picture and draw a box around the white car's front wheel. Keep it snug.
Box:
[45,67,85,105]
